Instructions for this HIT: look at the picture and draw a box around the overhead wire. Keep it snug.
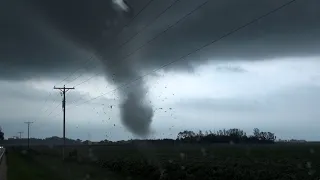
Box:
[52,0,156,88]
[64,0,186,110]
[54,57,94,87]
[66,0,198,106]
[114,0,156,37]
[44,0,156,117]
[41,56,97,114]
[67,0,181,89]
[56,0,298,114]
[116,0,181,50]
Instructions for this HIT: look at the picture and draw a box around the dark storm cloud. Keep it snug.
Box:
[1,0,319,136]
[135,0,320,70]
[2,0,319,80]
[0,0,109,81]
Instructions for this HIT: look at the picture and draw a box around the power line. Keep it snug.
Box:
[39,92,63,125]
[116,0,207,63]
[40,92,52,111]
[47,103,61,116]
[116,0,181,50]
[62,0,297,110]
[53,0,156,88]
[115,0,155,37]
[73,71,101,88]
[54,58,94,87]
[42,57,95,114]
[40,89,64,115]
[67,0,204,104]
[66,0,181,89]
[42,92,62,114]
[67,0,208,105]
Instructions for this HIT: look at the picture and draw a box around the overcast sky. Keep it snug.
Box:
[1,0,320,141]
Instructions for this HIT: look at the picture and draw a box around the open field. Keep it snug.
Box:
[7,150,59,180]
[6,149,143,180]
[7,142,320,180]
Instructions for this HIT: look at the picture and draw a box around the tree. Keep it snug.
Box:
[0,128,4,140]
[266,132,276,141]
[253,128,260,138]
[177,130,196,141]
[176,128,276,144]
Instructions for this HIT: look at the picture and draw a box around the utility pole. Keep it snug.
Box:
[54,85,75,160]
[17,131,23,139]
[24,122,33,149]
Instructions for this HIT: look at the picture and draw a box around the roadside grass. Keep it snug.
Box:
[33,154,138,180]
[7,150,61,180]
[7,148,143,180]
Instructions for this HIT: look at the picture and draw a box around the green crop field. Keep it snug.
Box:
[6,148,140,180]
[9,142,320,180]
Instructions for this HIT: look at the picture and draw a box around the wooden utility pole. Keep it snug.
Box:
[54,85,75,160]
[17,131,23,139]
[24,122,33,149]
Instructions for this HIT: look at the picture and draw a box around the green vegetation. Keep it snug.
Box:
[176,128,276,144]
[6,148,140,180]
[7,150,59,180]
[5,128,319,180]
[20,142,320,180]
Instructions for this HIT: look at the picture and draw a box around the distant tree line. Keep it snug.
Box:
[3,136,83,146]
[176,128,276,144]
[0,128,4,141]
[277,139,307,143]
[1,127,293,146]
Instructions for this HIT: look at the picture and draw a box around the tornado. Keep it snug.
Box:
[98,50,154,137]
[97,0,154,137]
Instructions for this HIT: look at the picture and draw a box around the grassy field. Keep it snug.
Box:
[6,148,143,180]
[8,143,320,180]
[7,150,60,180]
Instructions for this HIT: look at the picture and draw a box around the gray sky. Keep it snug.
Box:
[1,0,320,141]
